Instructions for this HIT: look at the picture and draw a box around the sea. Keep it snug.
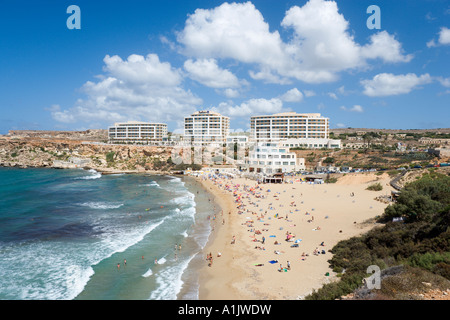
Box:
[0,167,218,300]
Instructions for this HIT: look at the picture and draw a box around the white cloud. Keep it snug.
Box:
[221,88,240,98]
[340,105,364,113]
[51,54,202,126]
[437,77,450,88]
[280,88,303,102]
[177,0,412,84]
[427,27,450,47]
[427,39,437,48]
[183,58,241,88]
[361,73,432,97]
[360,31,413,63]
[439,27,450,45]
[177,2,287,66]
[303,90,316,97]
[214,98,285,118]
[327,92,338,100]
[103,54,182,86]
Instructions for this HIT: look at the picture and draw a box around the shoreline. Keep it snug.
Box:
[1,165,394,300]
[194,175,250,300]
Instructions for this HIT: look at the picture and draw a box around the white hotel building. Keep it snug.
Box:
[184,111,230,145]
[245,142,305,174]
[108,121,167,144]
[250,112,329,142]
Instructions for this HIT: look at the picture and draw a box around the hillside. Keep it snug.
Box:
[306,171,450,300]
[0,136,175,174]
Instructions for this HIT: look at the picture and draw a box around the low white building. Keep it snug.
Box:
[108,121,167,144]
[245,142,305,174]
[280,138,341,149]
[226,135,249,146]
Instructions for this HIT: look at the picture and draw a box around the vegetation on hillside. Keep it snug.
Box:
[306,172,450,300]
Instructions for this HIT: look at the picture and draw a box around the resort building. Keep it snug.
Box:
[280,138,341,149]
[226,135,249,146]
[108,121,167,144]
[245,142,305,174]
[250,112,329,142]
[184,110,230,145]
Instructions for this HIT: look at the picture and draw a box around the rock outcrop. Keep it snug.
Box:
[0,136,175,174]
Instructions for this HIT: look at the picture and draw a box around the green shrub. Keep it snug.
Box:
[407,252,450,272]
[307,173,450,299]
[366,183,383,191]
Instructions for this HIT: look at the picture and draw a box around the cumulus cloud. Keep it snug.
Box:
[427,27,450,47]
[213,98,286,118]
[361,73,432,97]
[280,88,304,102]
[177,0,412,84]
[360,31,413,63]
[441,27,450,44]
[177,2,287,65]
[183,58,242,88]
[51,54,202,126]
[437,77,450,88]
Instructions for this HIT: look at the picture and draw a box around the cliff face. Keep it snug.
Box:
[7,129,108,141]
[0,136,175,173]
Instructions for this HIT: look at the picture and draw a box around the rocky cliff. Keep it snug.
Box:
[0,136,175,174]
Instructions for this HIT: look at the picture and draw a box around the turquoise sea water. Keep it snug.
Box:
[0,167,217,300]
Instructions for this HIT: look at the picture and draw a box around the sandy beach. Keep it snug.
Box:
[196,172,394,300]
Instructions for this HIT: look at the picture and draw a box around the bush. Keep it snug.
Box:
[407,252,450,272]
[366,183,383,191]
[308,173,450,299]
[106,151,115,164]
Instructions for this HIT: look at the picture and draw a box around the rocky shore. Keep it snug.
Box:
[0,135,175,175]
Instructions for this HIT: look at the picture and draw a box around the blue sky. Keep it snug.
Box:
[0,0,449,134]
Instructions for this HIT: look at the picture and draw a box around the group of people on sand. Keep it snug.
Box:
[278,261,291,272]
[201,173,335,273]
[206,252,214,267]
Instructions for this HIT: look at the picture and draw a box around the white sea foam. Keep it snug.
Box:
[140,181,160,188]
[0,241,97,300]
[170,194,195,206]
[98,219,166,255]
[79,202,124,209]
[142,268,153,277]
[76,169,101,180]
[149,254,196,300]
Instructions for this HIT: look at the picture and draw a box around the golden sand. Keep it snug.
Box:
[195,172,394,300]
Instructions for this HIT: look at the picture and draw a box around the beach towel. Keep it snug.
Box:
[268,260,278,264]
